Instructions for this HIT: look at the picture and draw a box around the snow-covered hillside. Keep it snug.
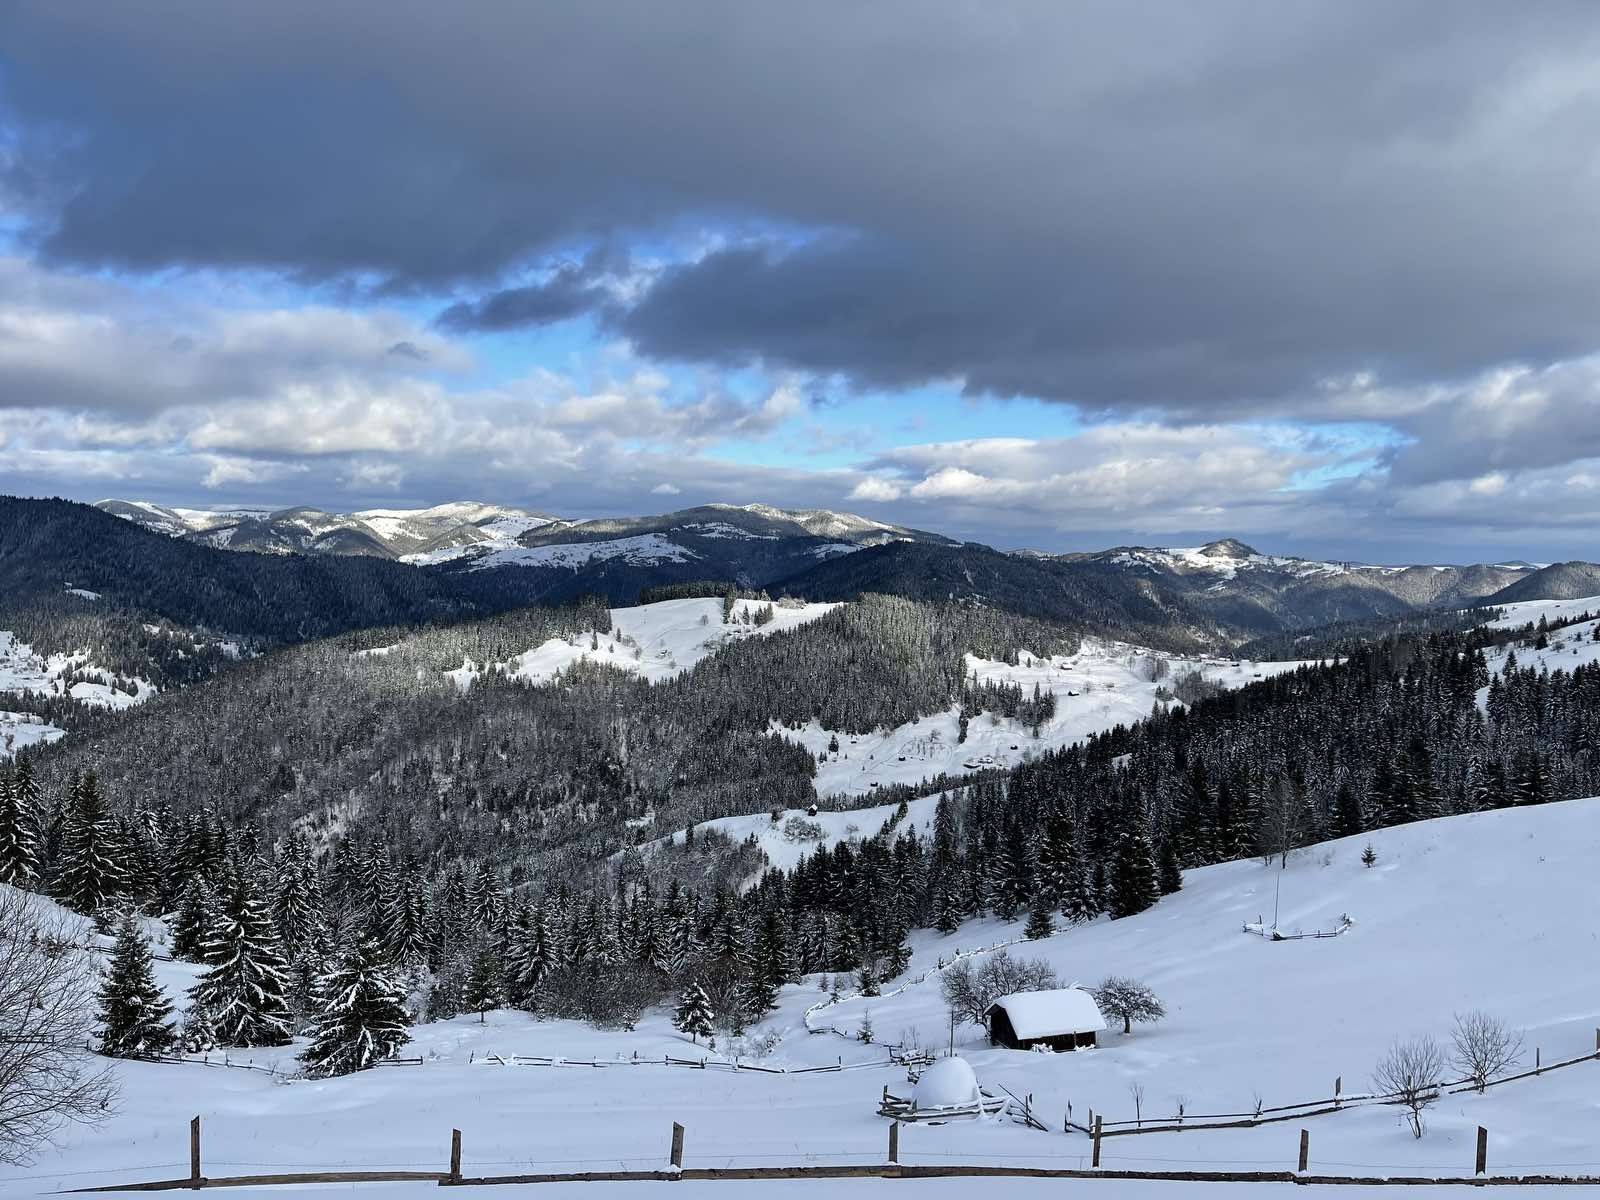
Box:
[12,800,1600,1196]
[1476,596,1600,689]
[0,632,157,711]
[0,709,65,757]
[1484,594,1600,630]
[776,640,1312,799]
[440,597,838,689]
[640,793,944,874]
[412,532,698,571]
[808,798,1600,1176]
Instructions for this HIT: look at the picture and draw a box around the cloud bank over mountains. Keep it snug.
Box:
[3,1,1600,559]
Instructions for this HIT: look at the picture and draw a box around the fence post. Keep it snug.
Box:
[449,1128,461,1182]
[1334,1076,1342,1108]
[1595,1028,1599,1058]
[1091,1116,1102,1168]
[189,1116,201,1188]
[1297,1128,1309,1173]
[1535,1047,1541,1075]
[1476,1126,1488,1176]
[888,1121,900,1164]
[670,1121,685,1168]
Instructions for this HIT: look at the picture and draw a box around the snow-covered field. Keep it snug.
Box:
[10,799,1600,1197]
[0,632,157,711]
[641,793,944,873]
[0,708,66,757]
[775,640,1312,799]
[1476,596,1600,688]
[444,597,838,689]
[1484,594,1600,631]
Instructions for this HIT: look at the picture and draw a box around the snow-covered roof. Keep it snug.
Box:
[988,987,1107,1039]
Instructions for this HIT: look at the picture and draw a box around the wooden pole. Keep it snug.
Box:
[1091,1116,1102,1168]
[1297,1128,1309,1174]
[449,1129,461,1182]
[1476,1126,1488,1176]
[888,1121,900,1164]
[1334,1076,1342,1108]
[670,1122,685,1169]
[1535,1047,1541,1075]
[189,1117,201,1187]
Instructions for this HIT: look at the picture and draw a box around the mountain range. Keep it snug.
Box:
[28,495,1600,648]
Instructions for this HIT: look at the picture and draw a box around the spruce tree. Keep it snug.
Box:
[0,763,42,886]
[54,773,124,915]
[1024,895,1055,940]
[1156,838,1183,895]
[299,938,411,1077]
[188,866,294,1047]
[672,981,716,1044]
[1108,824,1159,919]
[170,876,218,961]
[882,922,912,980]
[463,942,505,1022]
[97,912,176,1058]
[506,908,554,1008]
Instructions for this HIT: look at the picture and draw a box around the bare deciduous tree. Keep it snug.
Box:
[1093,975,1166,1035]
[0,889,118,1165]
[1450,1011,1524,1093]
[1373,1035,1446,1138]
[940,950,1060,1029]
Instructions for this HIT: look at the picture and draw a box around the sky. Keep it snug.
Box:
[2,2,1599,562]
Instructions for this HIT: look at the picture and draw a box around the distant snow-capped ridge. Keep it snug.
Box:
[1050,537,1541,581]
[95,498,952,571]
[95,498,566,560]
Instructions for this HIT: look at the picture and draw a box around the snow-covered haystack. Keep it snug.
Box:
[912,1056,979,1109]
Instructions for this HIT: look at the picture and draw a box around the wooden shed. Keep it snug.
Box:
[986,987,1107,1052]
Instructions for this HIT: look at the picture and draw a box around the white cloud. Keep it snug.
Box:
[651,482,681,495]
[199,455,309,489]
[846,476,902,502]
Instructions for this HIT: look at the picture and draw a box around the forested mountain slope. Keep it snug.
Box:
[29,595,1080,887]
[777,538,1567,643]
[0,498,500,640]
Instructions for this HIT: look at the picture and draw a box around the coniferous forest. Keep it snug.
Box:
[4,597,1597,1055]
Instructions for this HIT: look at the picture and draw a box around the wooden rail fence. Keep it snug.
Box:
[1086,1029,1600,1139]
[60,1115,1600,1192]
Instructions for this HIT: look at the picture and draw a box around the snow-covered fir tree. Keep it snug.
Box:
[97,911,175,1058]
[1108,820,1159,919]
[1024,895,1055,940]
[170,876,218,962]
[463,941,505,1022]
[672,981,715,1044]
[0,761,42,886]
[188,863,294,1047]
[299,937,411,1077]
[54,773,124,915]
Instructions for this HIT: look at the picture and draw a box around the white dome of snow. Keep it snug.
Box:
[912,1056,979,1110]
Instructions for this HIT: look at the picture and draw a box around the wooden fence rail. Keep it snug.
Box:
[1092,1033,1600,1138]
[60,1115,1600,1192]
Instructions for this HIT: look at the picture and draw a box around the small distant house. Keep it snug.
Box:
[986,987,1107,1052]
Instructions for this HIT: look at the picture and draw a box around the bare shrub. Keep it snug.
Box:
[940,949,1060,1029]
[0,889,118,1165]
[1373,1035,1446,1138]
[1449,1011,1524,1093]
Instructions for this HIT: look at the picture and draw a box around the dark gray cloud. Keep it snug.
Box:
[436,251,622,332]
[7,1,1600,410]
